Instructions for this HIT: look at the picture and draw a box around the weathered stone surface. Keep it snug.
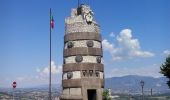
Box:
[63,63,104,72]
[63,71,103,79]
[60,95,83,100]
[65,22,100,34]
[81,78,104,88]
[65,56,103,64]
[63,73,67,80]
[73,71,81,79]
[67,72,73,79]
[64,47,102,57]
[99,72,104,79]
[70,88,82,95]
[63,71,81,80]
[62,88,82,96]
[62,79,82,88]
[63,88,69,95]
[62,78,104,88]
[86,40,94,47]
[96,56,101,63]
[64,40,101,49]
[67,41,74,48]
[95,71,100,77]
[75,55,83,63]
[64,32,102,42]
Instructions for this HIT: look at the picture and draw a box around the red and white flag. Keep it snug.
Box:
[50,16,54,29]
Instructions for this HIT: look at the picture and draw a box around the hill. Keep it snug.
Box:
[105,75,170,95]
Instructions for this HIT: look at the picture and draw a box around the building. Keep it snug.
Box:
[60,4,104,100]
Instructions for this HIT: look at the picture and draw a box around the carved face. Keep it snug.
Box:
[81,5,93,24]
[67,41,74,48]
[96,56,101,63]
[67,72,73,79]
[85,12,93,23]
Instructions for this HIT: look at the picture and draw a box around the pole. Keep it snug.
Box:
[78,0,80,7]
[151,88,152,96]
[49,8,52,100]
[13,88,14,100]
[140,80,144,100]
[142,86,143,100]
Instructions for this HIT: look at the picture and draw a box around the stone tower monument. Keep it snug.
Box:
[60,5,104,100]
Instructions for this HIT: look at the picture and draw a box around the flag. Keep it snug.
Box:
[50,16,54,29]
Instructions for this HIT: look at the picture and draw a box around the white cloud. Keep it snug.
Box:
[102,39,116,53]
[102,39,121,60]
[36,68,41,73]
[162,50,170,56]
[16,77,25,81]
[109,32,115,37]
[102,29,154,60]
[33,61,62,85]
[0,61,62,88]
[39,61,62,75]
[105,64,163,78]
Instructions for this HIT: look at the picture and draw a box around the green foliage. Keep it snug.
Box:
[102,90,111,100]
[160,55,170,88]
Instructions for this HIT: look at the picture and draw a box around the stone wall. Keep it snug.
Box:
[63,88,82,96]
[64,56,102,64]
[65,22,100,34]
[62,71,104,80]
[64,40,101,49]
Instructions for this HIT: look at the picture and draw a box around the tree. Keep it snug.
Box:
[160,55,170,88]
[102,90,111,100]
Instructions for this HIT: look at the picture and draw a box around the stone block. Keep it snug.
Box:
[70,88,82,95]
[73,71,81,79]
[100,72,104,79]
[63,88,69,95]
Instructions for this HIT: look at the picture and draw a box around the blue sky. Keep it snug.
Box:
[0,0,170,88]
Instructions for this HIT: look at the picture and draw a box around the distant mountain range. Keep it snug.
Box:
[105,75,170,95]
[36,75,170,95]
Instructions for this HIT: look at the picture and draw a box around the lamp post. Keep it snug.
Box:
[140,80,144,100]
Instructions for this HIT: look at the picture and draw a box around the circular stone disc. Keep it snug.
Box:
[86,40,94,47]
[75,55,83,63]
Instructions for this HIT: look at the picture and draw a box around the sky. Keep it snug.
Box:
[0,0,170,88]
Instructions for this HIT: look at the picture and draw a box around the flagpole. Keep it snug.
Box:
[78,0,80,7]
[49,8,52,100]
